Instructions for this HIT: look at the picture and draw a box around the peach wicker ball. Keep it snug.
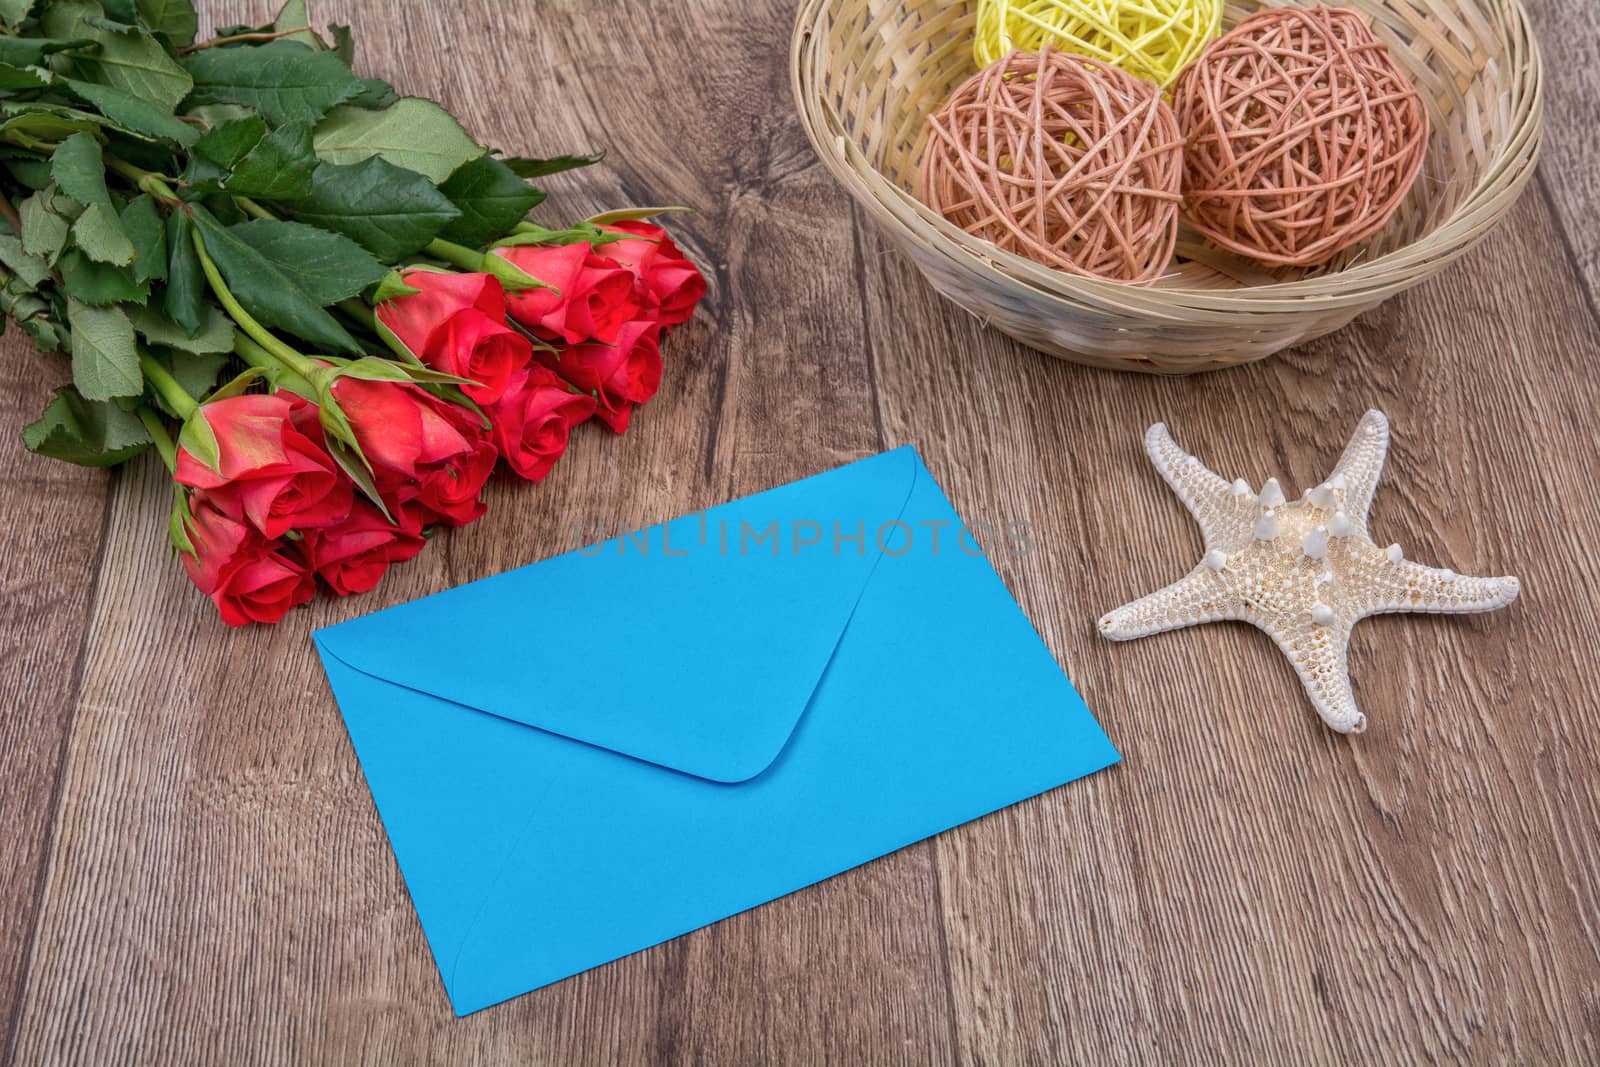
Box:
[1172,6,1430,268]
[921,48,1184,284]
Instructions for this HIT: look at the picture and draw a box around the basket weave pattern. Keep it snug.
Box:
[792,0,1542,374]
[922,50,1185,283]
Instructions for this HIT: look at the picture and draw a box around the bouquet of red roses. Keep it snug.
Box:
[0,0,706,624]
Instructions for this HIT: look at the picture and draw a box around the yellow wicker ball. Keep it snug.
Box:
[973,0,1224,88]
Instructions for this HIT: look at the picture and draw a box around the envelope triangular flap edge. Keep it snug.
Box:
[314,447,924,784]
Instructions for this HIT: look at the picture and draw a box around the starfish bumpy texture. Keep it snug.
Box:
[1099,410,1520,734]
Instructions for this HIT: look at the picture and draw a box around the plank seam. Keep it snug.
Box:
[1534,171,1600,333]
[850,200,963,1063]
[1,473,117,1067]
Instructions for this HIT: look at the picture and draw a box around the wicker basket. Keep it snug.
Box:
[791,0,1543,374]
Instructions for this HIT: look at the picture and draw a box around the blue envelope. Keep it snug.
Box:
[313,446,1118,1015]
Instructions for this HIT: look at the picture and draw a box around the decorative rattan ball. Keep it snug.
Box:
[921,49,1184,284]
[1173,6,1430,269]
[973,0,1223,88]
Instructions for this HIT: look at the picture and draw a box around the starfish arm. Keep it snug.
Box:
[1099,569,1242,640]
[1356,559,1522,618]
[1326,410,1390,534]
[1144,423,1252,549]
[1259,618,1367,734]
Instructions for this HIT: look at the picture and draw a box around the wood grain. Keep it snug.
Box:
[3,0,1598,1063]
[1524,0,1600,306]
[0,360,107,1056]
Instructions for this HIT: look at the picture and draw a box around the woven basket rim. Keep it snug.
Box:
[790,0,1544,315]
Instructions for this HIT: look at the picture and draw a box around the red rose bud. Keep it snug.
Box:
[377,271,531,405]
[181,500,315,627]
[175,392,353,539]
[488,365,597,481]
[493,243,637,345]
[302,500,428,597]
[538,318,662,435]
[330,375,497,528]
[599,220,707,330]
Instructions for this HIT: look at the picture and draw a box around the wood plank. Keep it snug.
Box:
[1522,0,1600,306]
[8,1,954,1062]
[0,353,108,1052]
[860,173,1600,1059]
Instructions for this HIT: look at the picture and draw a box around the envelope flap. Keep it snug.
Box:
[313,447,921,783]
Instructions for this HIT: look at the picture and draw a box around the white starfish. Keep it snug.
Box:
[1098,410,1520,734]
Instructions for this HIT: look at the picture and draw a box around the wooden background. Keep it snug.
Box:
[3,1,1598,1062]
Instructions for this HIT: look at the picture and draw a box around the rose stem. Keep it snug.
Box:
[105,158,180,204]
[234,334,316,397]
[178,26,312,54]
[139,355,198,420]
[135,408,178,472]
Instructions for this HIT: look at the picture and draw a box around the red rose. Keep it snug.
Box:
[301,500,428,596]
[175,392,352,538]
[330,375,496,528]
[181,500,315,626]
[599,220,706,330]
[376,271,531,406]
[488,365,597,481]
[493,243,637,345]
[537,318,662,434]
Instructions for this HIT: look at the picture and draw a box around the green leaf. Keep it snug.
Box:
[22,384,152,467]
[185,116,315,199]
[437,153,545,248]
[136,0,197,47]
[20,188,71,262]
[0,233,52,288]
[50,8,193,111]
[347,77,396,110]
[312,98,483,183]
[272,0,324,50]
[502,152,604,179]
[59,248,150,304]
[163,209,204,334]
[71,201,136,264]
[120,193,165,282]
[132,301,232,353]
[289,157,458,261]
[226,218,385,305]
[0,66,51,91]
[67,299,141,399]
[192,211,378,353]
[0,37,92,66]
[0,100,103,144]
[183,102,255,129]
[184,40,362,126]
[58,77,199,146]
[330,24,354,66]
[49,131,113,209]
[0,0,35,29]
